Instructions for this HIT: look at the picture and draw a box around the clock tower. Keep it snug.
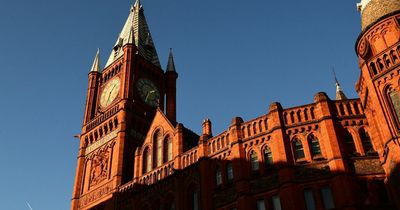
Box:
[71,1,177,209]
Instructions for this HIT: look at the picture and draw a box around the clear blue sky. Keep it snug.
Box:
[0,1,362,209]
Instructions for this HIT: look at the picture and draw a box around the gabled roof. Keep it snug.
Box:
[105,0,161,68]
[143,109,199,151]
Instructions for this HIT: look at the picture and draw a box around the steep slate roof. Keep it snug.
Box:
[105,0,161,68]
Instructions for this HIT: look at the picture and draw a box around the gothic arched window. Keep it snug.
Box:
[343,129,356,155]
[263,147,273,168]
[226,162,233,182]
[308,134,321,157]
[293,138,305,160]
[164,136,173,162]
[359,128,374,154]
[187,185,200,210]
[250,150,259,171]
[143,147,151,174]
[154,130,163,167]
[388,89,400,126]
[216,166,222,186]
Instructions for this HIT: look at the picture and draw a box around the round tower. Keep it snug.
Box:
[355,0,400,208]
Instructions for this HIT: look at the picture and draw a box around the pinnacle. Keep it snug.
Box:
[166,48,176,72]
[335,79,347,100]
[90,48,101,72]
[134,0,142,10]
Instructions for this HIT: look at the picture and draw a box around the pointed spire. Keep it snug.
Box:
[90,48,101,72]
[166,48,176,72]
[134,0,142,10]
[105,1,161,68]
[333,68,347,100]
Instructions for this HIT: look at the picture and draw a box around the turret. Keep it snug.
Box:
[83,49,101,125]
[355,0,400,208]
[202,118,212,137]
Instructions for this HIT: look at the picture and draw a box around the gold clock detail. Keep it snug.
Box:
[100,77,121,108]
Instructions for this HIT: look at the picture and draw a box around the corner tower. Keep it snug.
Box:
[355,0,400,207]
[71,1,178,209]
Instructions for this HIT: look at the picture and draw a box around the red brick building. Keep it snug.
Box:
[71,0,400,209]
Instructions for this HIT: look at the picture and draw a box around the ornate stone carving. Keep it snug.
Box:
[358,38,370,59]
[79,181,113,208]
[90,147,110,186]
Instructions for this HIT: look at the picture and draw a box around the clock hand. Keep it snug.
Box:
[145,90,156,102]
[107,85,117,104]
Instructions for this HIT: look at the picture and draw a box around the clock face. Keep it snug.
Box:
[136,78,160,107]
[100,77,121,108]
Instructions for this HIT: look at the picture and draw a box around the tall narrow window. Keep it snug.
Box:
[227,162,234,182]
[154,131,163,167]
[256,199,266,210]
[216,167,222,186]
[304,189,316,210]
[308,134,321,157]
[164,136,173,162]
[143,147,151,174]
[343,130,356,155]
[263,147,273,168]
[250,151,259,171]
[359,128,374,153]
[192,190,199,210]
[320,186,335,209]
[293,139,305,160]
[272,195,282,210]
[389,89,400,125]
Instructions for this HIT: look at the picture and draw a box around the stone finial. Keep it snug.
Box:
[268,102,283,113]
[202,118,212,136]
[176,123,183,133]
[314,92,330,102]
[230,117,244,126]
[135,147,141,156]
